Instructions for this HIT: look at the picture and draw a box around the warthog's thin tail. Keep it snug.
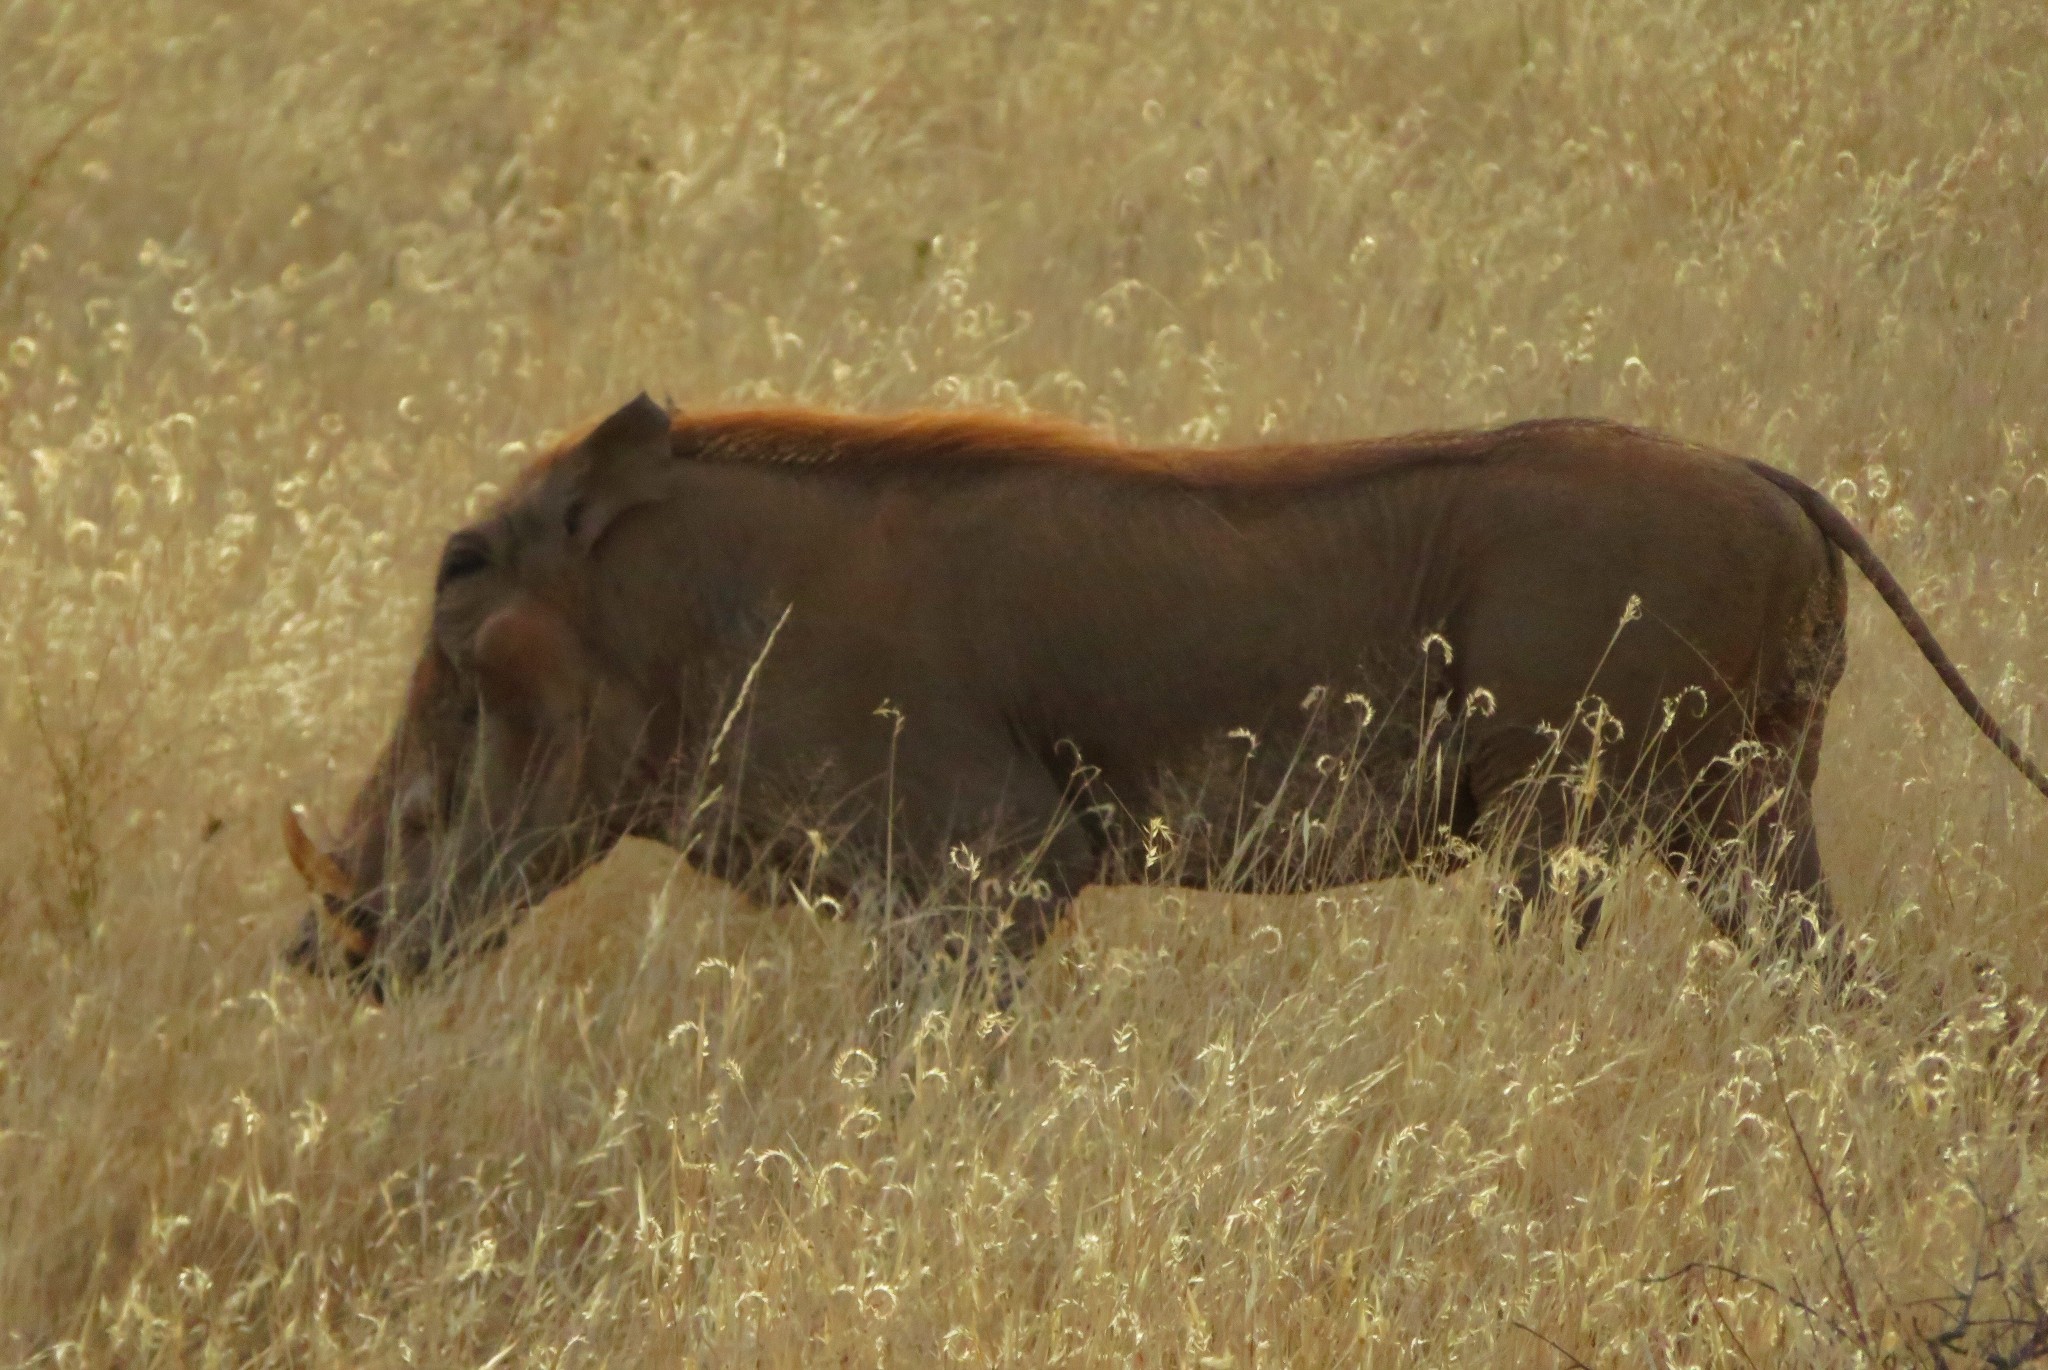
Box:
[1745,457,2048,804]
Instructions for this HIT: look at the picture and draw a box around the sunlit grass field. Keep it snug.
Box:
[5,1,2048,1363]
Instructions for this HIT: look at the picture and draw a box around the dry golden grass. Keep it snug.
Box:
[5,0,2048,1363]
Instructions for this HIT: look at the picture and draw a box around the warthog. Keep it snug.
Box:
[284,396,2048,993]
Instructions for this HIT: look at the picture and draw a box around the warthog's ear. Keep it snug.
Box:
[563,392,675,554]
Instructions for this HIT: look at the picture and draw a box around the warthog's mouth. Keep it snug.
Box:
[283,892,391,1002]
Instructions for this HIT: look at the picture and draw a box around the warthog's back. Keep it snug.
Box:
[683,417,1830,801]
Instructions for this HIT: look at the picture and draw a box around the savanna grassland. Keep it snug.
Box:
[4,1,2048,1364]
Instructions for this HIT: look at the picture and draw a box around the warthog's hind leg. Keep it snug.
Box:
[1662,691,1849,989]
[1665,771,1839,963]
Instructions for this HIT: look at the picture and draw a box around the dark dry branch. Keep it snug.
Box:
[1650,1075,2048,1367]
[1507,1318,1595,1369]
[1770,1045,1881,1353]
[1918,1187,2048,1370]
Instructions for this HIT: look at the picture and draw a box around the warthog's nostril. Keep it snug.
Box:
[283,904,385,990]
[283,923,319,971]
[355,964,390,1004]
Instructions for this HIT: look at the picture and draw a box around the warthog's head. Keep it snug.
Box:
[283,395,677,993]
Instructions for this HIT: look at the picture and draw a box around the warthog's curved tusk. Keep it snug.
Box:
[283,804,373,960]
[282,803,354,901]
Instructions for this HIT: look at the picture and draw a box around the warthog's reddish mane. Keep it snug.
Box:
[528,405,1579,491]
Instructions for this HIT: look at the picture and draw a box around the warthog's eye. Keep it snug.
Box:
[562,497,586,539]
[436,533,491,591]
